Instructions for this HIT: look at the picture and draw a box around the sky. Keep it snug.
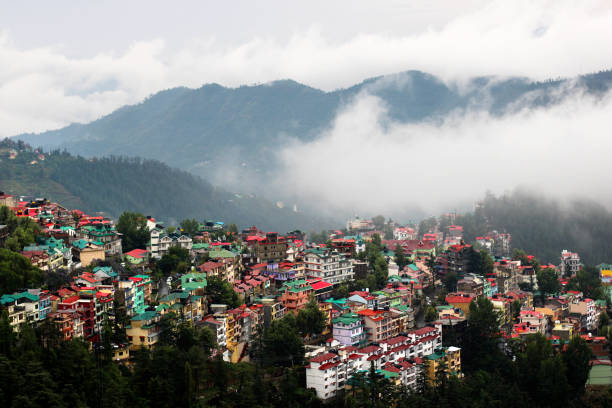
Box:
[2,0,612,137]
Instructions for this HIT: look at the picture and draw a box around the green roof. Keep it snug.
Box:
[156,304,170,311]
[332,313,361,325]
[208,249,237,259]
[325,297,347,305]
[427,351,446,360]
[160,291,190,302]
[183,282,207,290]
[587,364,612,385]
[407,264,419,271]
[131,311,158,321]
[380,370,399,379]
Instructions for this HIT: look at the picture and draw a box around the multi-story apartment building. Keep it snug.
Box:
[304,248,354,285]
[358,307,412,343]
[332,313,366,346]
[560,249,581,276]
[78,223,122,256]
[306,325,443,400]
[249,232,288,263]
[126,311,161,350]
[279,279,313,313]
[0,291,41,329]
[425,346,462,385]
[516,310,548,335]
[569,297,597,331]
[149,228,193,259]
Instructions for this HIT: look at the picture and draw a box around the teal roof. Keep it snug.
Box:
[332,313,362,325]
[131,311,158,321]
[93,266,118,277]
[1,291,40,305]
[407,264,419,271]
[160,291,190,302]
[325,297,347,305]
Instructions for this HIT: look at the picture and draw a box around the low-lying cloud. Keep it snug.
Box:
[276,87,612,218]
[2,0,612,137]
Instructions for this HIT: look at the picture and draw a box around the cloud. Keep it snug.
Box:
[275,86,612,217]
[1,0,612,137]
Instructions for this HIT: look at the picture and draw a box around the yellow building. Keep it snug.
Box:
[126,311,160,350]
[425,347,462,385]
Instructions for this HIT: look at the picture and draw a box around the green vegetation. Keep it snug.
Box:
[0,248,43,294]
[0,205,40,252]
[295,298,327,338]
[0,139,330,232]
[116,211,149,252]
[206,276,240,308]
[455,189,612,264]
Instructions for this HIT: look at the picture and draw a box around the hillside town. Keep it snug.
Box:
[1,193,611,403]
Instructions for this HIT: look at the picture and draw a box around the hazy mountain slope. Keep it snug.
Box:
[455,189,612,265]
[15,70,612,192]
[0,140,331,232]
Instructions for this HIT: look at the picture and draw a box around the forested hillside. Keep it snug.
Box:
[0,140,329,231]
[15,70,612,193]
[454,190,612,264]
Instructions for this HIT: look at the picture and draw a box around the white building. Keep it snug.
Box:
[304,248,354,284]
[394,227,417,241]
[560,250,581,276]
[306,326,442,400]
[149,229,193,259]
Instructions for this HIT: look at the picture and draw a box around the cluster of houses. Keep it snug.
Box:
[1,198,611,397]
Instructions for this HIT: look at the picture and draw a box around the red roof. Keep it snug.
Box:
[125,248,147,258]
[384,336,409,346]
[319,361,340,370]
[309,353,337,363]
[358,345,381,354]
[310,280,332,291]
[446,293,475,304]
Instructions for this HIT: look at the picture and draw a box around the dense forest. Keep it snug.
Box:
[0,139,330,231]
[452,190,612,264]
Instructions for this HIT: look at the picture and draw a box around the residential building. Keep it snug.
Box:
[279,279,313,313]
[332,313,366,346]
[149,228,193,259]
[304,248,354,284]
[425,346,462,385]
[560,250,581,276]
[445,292,476,317]
[126,311,161,350]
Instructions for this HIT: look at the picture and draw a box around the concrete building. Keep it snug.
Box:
[304,248,354,285]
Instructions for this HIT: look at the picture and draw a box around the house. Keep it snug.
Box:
[394,227,417,241]
[199,316,227,347]
[516,310,548,335]
[126,311,161,350]
[445,292,476,316]
[72,239,105,267]
[124,248,148,265]
[0,291,41,329]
